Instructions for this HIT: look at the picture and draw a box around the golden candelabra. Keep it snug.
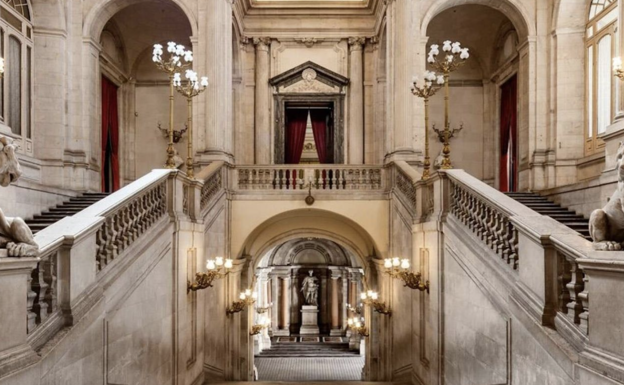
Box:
[384,258,430,293]
[175,70,208,179]
[255,302,273,314]
[347,317,369,337]
[614,57,624,81]
[152,42,192,169]
[427,41,470,169]
[227,289,257,315]
[250,316,271,336]
[187,256,232,292]
[410,72,443,180]
[360,290,392,316]
[346,303,363,316]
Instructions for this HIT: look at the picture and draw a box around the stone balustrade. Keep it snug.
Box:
[235,165,385,191]
[0,164,228,377]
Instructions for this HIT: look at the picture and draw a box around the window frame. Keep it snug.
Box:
[585,0,618,156]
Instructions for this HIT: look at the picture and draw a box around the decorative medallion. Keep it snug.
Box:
[302,68,317,82]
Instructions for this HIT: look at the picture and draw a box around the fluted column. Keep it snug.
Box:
[617,0,624,120]
[348,37,365,164]
[254,37,272,164]
[201,0,234,163]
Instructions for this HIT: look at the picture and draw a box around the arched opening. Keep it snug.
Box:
[204,208,389,382]
[90,0,194,188]
[423,0,531,191]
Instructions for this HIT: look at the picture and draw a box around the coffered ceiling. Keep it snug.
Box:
[250,0,370,8]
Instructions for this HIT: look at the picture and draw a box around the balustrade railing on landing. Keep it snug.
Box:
[235,165,385,191]
[442,170,592,343]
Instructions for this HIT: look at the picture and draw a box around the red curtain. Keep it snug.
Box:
[310,109,329,164]
[499,76,517,193]
[101,76,120,192]
[285,109,309,164]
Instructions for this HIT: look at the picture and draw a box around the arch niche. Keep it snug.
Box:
[225,208,390,382]
[421,0,537,191]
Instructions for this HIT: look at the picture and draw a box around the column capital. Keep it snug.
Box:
[252,37,272,51]
[348,37,366,52]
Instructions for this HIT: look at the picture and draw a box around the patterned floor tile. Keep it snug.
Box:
[256,357,365,381]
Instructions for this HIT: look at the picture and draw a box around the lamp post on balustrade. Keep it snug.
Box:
[426,41,470,169]
[152,42,193,169]
[410,71,444,180]
[174,70,208,179]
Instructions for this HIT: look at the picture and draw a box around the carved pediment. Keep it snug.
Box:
[270,61,349,94]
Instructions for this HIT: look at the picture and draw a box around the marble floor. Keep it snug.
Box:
[255,356,365,382]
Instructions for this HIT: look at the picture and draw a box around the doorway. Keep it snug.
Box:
[101,76,120,193]
[499,75,518,192]
[284,103,335,164]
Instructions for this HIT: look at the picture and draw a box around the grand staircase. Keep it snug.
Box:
[26,193,110,234]
[505,192,591,241]
[257,339,359,358]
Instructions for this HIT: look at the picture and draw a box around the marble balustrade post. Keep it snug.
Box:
[348,37,366,164]
[254,38,272,164]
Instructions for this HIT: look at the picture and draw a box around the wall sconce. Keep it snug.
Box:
[250,316,271,336]
[187,256,232,292]
[384,258,430,293]
[255,302,273,314]
[360,291,392,315]
[227,289,257,315]
[0,57,4,78]
[346,303,363,316]
[347,317,369,337]
[615,57,624,80]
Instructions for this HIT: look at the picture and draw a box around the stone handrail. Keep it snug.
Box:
[198,161,225,212]
[392,161,419,213]
[235,165,385,191]
[21,169,174,352]
[442,169,592,341]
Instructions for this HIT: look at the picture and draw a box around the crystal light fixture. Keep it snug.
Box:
[360,290,392,315]
[384,257,429,293]
[227,289,257,315]
[187,256,232,292]
[250,316,271,336]
[152,42,193,169]
[174,69,209,179]
[427,40,470,169]
[347,317,369,337]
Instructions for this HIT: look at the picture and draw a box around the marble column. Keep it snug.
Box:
[348,37,366,164]
[200,0,234,163]
[254,37,272,164]
[616,0,624,120]
[330,272,342,336]
[275,276,290,336]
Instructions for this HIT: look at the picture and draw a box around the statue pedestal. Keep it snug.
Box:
[299,305,320,335]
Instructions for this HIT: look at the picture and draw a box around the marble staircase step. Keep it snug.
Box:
[26,193,110,234]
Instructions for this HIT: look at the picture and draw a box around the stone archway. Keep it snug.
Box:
[223,208,391,382]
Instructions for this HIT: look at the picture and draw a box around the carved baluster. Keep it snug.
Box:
[26,270,37,333]
[566,260,584,326]
[558,254,572,314]
[44,253,58,315]
[509,225,519,269]
[31,259,48,325]
[579,272,589,334]
[500,217,511,262]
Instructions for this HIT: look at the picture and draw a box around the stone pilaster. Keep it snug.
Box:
[254,37,272,164]
[348,37,366,164]
[330,268,343,336]
[200,0,234,163]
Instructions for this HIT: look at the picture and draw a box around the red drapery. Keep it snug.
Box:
[101,76,120,192]
[310,109,329,164]
[499,76,517,193]
[285,109,309,164]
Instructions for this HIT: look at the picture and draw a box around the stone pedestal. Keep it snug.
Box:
[299,305,320,335]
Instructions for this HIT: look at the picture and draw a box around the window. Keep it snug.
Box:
[0,0,32,144]
[586,0,617,155]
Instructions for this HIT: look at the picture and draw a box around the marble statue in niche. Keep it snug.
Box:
[301,270,319,306]
[0,135,38,257]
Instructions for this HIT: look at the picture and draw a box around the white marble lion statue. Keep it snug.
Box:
[0,135,38,257]
[589,141,624,251]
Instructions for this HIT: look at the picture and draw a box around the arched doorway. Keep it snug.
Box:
[214,208,391,382]
[85,0,195,186]
[422,0,533,190]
